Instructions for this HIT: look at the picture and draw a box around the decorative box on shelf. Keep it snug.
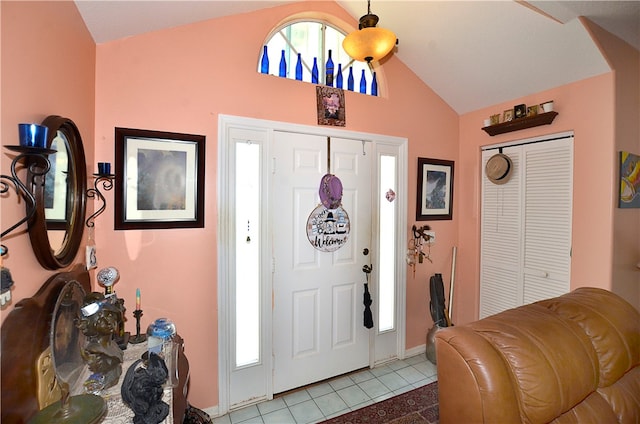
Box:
[482,111,558,136]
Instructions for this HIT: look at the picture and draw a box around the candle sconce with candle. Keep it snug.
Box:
[86,162,114,228]
[1,123,55,258]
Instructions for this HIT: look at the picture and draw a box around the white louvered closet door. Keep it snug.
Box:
[480,135,573,318]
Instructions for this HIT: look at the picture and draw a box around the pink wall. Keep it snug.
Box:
[93,2,458,408]
[457,74,616,325]
[1,2,95,305]
[584,19,640,305]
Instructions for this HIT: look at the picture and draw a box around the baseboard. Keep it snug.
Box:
[202,405,219,418]
[405,343,426,358]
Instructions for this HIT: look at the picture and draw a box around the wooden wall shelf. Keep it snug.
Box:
[482,111,558,136]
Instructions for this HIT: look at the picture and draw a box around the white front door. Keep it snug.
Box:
[218,115,408,415]
[271,131,372,393]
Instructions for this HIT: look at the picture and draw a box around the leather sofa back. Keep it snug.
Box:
[435,288,640,423]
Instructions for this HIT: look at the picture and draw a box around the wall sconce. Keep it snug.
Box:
[1,123,54,307]
[1,124,55,256]
[85,162,114,228]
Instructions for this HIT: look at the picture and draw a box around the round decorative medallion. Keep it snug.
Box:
[306,205,350,252]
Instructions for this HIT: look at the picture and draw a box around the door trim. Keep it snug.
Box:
[217,114,408,414]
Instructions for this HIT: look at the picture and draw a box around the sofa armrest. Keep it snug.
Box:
[435,326,521,424]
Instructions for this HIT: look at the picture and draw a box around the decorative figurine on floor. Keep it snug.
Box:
[78,292,124,393]
[121,352,169,424]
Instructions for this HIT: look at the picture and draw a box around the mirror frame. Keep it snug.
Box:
[28,115,87,269]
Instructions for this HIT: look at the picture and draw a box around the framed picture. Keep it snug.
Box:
[416,157,454,221]
[114,127,206,230]
[316,86,345,126]
[514,104,527,119]
[619,151,640,208]
[527,104,538,117]
[503,109,514,122]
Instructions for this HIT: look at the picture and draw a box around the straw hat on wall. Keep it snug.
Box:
[485,153,513,185]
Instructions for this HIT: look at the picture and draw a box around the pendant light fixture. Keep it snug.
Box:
[342,0,397,63]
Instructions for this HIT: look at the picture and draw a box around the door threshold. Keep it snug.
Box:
[274,366,371,398]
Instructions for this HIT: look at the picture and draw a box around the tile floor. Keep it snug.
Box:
[212,353,437,424]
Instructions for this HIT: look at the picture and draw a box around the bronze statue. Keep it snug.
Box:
[77,292,124,392]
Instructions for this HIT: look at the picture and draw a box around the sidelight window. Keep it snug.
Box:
[378,154,397,331]
[235,142,261,367]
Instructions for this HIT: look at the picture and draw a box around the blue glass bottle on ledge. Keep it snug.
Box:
[260,45,269,74]
[325,50,334,86]
[295,53,303,81]
[347,67,354,91]
[371,72,378,96]
[336,64,343,89]
[359,69,367,94]
[311,57,319,84]
[279,50,287,77]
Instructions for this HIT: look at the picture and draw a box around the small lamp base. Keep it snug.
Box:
[130,333,147,344]
[29,394,106,424]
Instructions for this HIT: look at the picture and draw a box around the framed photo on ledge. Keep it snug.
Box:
[114,127,206,230]
[416,157,454,221]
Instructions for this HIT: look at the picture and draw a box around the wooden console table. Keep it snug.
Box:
[0,266,190,424]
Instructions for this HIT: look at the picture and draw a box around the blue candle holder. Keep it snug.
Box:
[18,123,48,148]
[98,162,111,175]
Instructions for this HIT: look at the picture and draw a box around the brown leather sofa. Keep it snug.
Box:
[435,287,640,423]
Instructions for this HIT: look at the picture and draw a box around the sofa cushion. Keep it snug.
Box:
[549,390,619,424]
[468,304,599,423]
[538,287,640,387]
[596,365,640,423]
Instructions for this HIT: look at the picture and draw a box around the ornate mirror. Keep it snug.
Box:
[30,280,107,423]
[27,116,87,269]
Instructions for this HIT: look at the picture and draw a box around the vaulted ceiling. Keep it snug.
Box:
[75,1,639,114]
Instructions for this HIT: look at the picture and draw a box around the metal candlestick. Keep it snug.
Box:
[129,309,146,344]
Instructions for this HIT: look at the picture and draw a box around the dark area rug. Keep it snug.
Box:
[320,381,439,424]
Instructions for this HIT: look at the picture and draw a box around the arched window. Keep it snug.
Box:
[258,20,378,95]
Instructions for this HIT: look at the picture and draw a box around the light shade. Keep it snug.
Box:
[343,26,396,62]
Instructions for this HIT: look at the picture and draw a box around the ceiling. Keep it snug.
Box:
[75,1,639,115]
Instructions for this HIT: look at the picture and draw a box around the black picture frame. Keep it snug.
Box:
[114,127,205,230]
[416,157,454,221]
[514,103,527,119]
